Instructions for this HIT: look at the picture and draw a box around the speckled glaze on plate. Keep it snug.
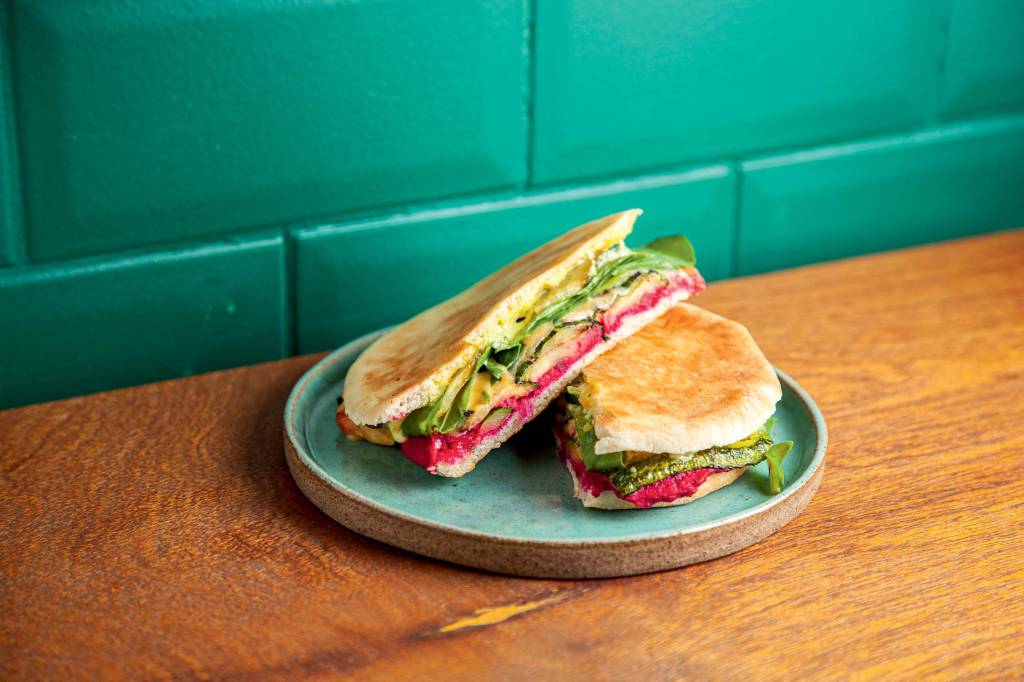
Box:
[284,329,827,578]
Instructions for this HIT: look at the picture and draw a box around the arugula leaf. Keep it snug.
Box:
[494,345,521,368]
[483,357,505,381]
[591,451,627,471]
[640,235,696,267]
[403,348,493,436]
[567,404,625,471]
[766,441,793,494]
[402,392,448,437]
[400,406,432,437]
[474,347,493,373]
[436,399,464,433]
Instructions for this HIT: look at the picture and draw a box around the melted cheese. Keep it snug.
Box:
[467,370,512,413]
[532,258,593,315]
[464,370,533,429]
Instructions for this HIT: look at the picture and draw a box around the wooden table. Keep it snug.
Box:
[3,231,1023,680]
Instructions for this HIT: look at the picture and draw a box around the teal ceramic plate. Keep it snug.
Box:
[284,330,827,578]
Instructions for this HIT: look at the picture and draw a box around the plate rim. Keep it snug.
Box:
[284,328,829,548]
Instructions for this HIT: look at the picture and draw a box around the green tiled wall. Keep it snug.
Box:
[739,117,1024,275]
[2,0,1023,408]
[940,0,1024,118]
[533,0,935,183]
[0,236,286,408]
[12,0,525,261]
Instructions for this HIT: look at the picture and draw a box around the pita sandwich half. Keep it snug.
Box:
[337,210,705,476]
[553,303,792,509]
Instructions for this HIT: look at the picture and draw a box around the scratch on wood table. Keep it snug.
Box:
[436,593,574,634]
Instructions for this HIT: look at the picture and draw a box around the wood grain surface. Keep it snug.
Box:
[2,231,1023,680]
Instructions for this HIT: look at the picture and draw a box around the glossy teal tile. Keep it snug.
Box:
[738,117,1024,275]
[12,0,525,261]
[0,235,286,408]
[533,0,934,185]
[0,2,18,266]
[295,166,734,352]
[940,0,1024,118]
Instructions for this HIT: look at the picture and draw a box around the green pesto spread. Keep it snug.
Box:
[609,437,773,496]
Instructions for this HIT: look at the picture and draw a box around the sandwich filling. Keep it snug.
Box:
[337,236,705,472]
[553,388,788,508]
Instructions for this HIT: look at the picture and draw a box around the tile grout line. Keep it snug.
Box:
[926,0,953,125]
[282,227,298,359]
[1,2,27,265]
[523,0,537,188]
[0,230,285,285]
[730,161,743,278]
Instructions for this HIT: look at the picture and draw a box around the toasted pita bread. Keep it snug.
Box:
[343,210,642,425]
[579,303,781,456]
[566,465,747,510]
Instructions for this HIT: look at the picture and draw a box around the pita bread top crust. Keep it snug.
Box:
[581,303,781,455]
[342,210,641,425]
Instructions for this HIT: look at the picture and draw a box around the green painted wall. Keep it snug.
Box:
[2,0,1023,408]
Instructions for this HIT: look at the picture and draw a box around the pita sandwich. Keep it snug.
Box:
[553,303,792,509]
[337,210,705,476]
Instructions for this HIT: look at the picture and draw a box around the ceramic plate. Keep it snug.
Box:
[284,329,827,578]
